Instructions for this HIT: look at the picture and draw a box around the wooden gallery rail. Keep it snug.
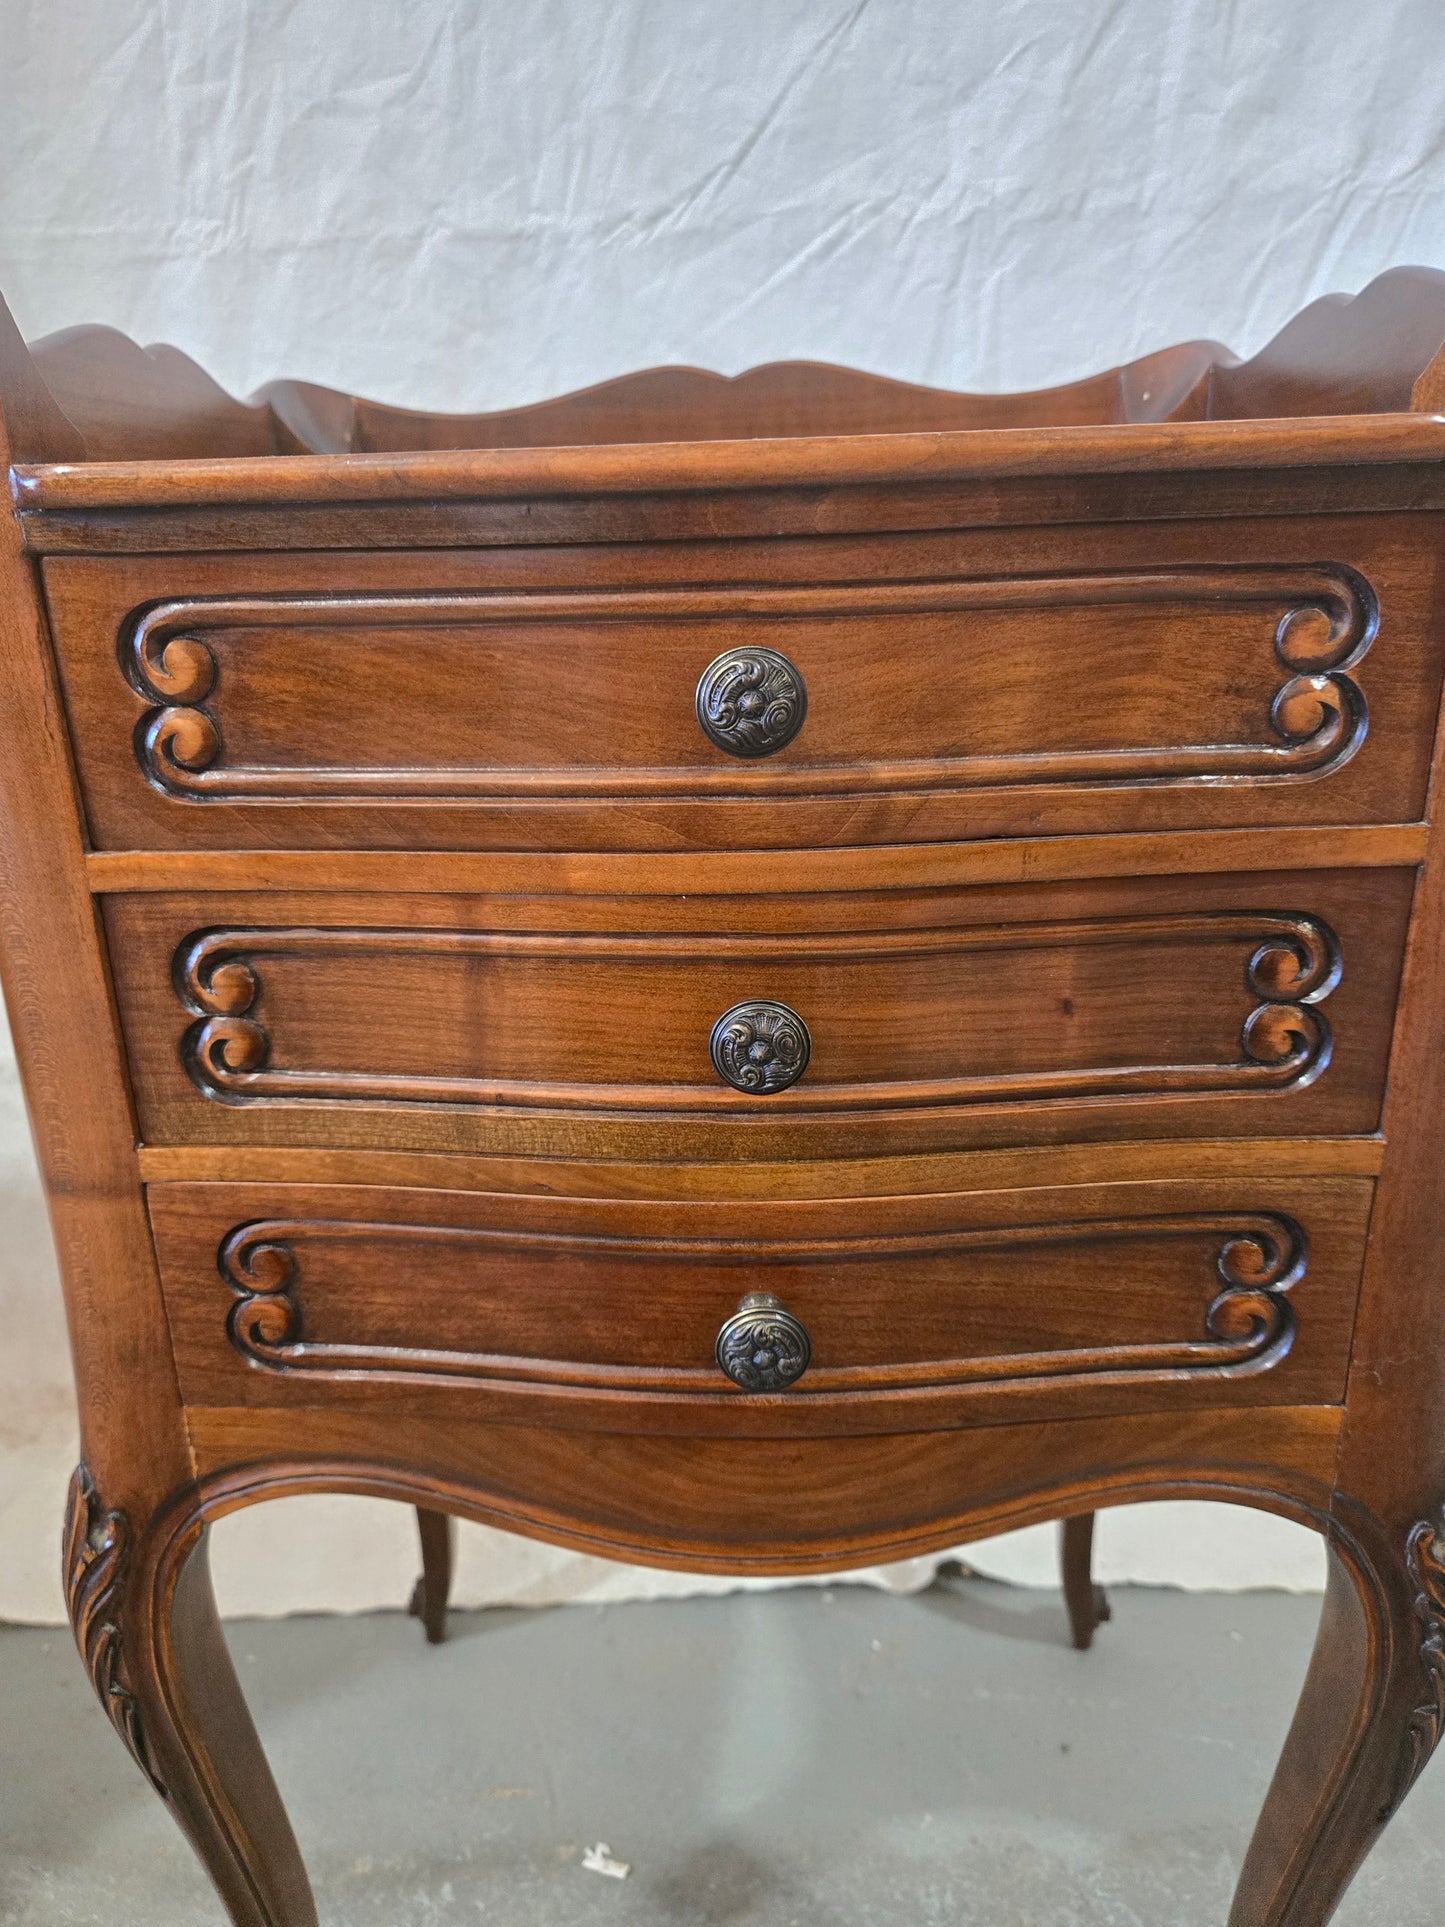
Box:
[4,267,1445,1924]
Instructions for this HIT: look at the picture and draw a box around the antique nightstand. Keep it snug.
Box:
[4,269,1445,1924]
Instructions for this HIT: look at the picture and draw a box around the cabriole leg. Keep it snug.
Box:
[64,1464,317,1927]
[409,1506,456,1645]
[1230,1505,1444,1926]
[1060,1511,1111,1651]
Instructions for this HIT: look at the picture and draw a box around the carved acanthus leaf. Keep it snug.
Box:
[1388,1512,1445,1816]
[63,1464,166,1797]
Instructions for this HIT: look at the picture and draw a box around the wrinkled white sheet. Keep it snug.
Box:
[3,0,1428,1617]
[6,0,1445,404]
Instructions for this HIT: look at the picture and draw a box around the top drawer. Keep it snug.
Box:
[42,519,1445,852]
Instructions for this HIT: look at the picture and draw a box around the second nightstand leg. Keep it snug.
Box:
[409,1507,456,1645]
[1060,1512,1112,1651]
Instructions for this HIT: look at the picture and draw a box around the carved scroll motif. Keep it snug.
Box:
[1388,1512,1445,1816]
[217,1209,1303,1394]
[62,1465,166,1797]
[174,913,1339,1112]
[125,568,1372,802]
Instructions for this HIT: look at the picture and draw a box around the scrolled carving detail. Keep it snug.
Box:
[1388,1512,1445,1816]
[709,999,812,1094]
[1274,591,1371,674]
[188,1015,271,1091]
[1202,1217,1304,1365]
[221,1229,302,1356]
[210,1208,1303,1392]
[126,616,222,795]
[139,706,222,787]
[176,935,270,1100]
[63,1465,166,1797]
[120,571,1375,802]
[695,646,807,758]
[1270,674,1353,756]
[1266,586,1371,770]
[1215,1218,1307,1293]
[1241,1002,1330,1078]
[1246,916,1341,1004]
[1237,914,1338,1085]
[129,626,217,705]
[170,911,1340,1112]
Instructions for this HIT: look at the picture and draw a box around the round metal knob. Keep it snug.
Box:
[715,1293,812,1393]
[695,646,807,758]
[709,1000,811,1094]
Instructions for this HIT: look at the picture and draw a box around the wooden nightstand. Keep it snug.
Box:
[4,268,1445,1925]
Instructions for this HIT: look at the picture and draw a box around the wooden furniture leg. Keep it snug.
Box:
[64,1466,317,1927]
[1060,1511,1112,1650]
[1229,1505,1444,1927]
[408,1507,456,1644]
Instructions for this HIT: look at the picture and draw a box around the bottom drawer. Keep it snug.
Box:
[147,1173,1372,1438]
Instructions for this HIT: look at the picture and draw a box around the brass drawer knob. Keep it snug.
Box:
[715,1293,812,1392]
[695,646,807,757]
[709,999,811,1093]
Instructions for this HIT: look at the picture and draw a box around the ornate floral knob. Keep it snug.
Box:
[715,1293,812,1392]
[695,646,807,757]
[709,1000,811,1093]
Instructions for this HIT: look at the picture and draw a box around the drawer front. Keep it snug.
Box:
[146,1175,1374,1437]
[105,867,1414,1161]
[44,518,1445,851]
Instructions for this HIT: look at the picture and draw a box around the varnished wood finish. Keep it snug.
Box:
[40,521,1445,851]
[1060,1512,1111,1651]
[408,1509,454,1646]
[132,1133,1390,1195]
[22,268,1445,470]
[7,270,1445,1922]
[101,870,1411,1163]
[145,1174,1371,1433]
[79,821,1433,897]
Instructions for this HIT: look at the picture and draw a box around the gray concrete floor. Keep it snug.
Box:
[3,1571,1444,1925]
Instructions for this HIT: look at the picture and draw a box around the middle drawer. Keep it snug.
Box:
[105,865,1413,1161]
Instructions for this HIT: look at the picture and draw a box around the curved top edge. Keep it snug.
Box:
[6,266,1445,477]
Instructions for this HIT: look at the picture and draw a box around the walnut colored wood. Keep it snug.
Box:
[101,868,1412,1162]
[408,1509,455,1645]
[80,821,1433,898]
[144,1173,1371,1434]
[132,1135,1389,1199]
[40,522,1445,851]
[1060,1512,1111,1651]
[6,272,1445,1923]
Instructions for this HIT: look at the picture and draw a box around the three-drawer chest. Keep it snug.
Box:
[5,269,1445,1924]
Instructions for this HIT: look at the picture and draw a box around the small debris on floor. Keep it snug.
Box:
[582,1842,631,1879]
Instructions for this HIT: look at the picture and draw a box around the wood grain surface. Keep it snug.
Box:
[6,270,1445,1922]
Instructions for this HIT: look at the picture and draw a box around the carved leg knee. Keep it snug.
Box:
[64,1464,317,1927]
[1230,1500,1445,1927]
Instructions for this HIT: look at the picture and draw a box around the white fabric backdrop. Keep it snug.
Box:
[9,0,1442,1618]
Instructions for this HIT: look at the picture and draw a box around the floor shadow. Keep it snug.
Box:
[908,1562,1088,1651]
[421,1600,562,1646]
